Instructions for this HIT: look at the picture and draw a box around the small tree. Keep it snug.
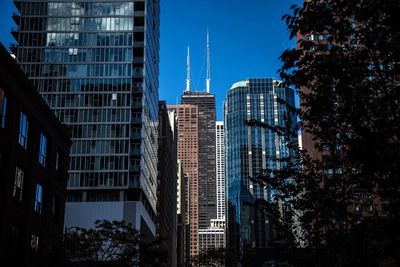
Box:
[190,247,238,267]
[64,220,140,267]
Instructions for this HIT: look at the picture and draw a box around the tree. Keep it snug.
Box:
[248,0,400,266]
[64,220,141,267]
[47,220,168,267]
[190,247,238,267]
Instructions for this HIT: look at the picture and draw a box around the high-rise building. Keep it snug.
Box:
[215,121,225,220]
[198,218,225,252]
[181,91,216,230]
[157,101,177,267]
[11,0,160,237]
[0,44,71,267]
[169,104,199,257]
[224,78,297,263]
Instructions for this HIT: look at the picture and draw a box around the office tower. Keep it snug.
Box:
[0,44,71,267]
[181,32,216,230]
[181,91,216,230]
[198,218,225,251]
[12,0,160,236]
[215,121,225,220]
[169,104,199,257]
[157,101,177,267]
[224,78,297,263]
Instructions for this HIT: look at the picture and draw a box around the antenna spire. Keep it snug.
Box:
[186,46,191,92]
[206,29,211,93]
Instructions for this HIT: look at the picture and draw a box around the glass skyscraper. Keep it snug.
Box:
[12,0,160,236]
[224,78,297,260]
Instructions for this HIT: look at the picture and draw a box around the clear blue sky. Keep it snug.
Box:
[0,0,300,120]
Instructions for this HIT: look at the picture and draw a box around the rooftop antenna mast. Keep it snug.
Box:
[185,46,191,92]
[206,29,211,93]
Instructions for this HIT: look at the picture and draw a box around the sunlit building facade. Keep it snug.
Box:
[215,121,225,220]
[224,78,296,262]
[169,104,199,258]
[12,0,160,236]
[181,91,217,230]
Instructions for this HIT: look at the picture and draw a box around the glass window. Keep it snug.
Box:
[55,151,60,171]
[34,184,43,214]
[18,112,29,149]
[0,88,6,128]
[39,134,47,166]
[13,167,24,201]
[30,234,39,251]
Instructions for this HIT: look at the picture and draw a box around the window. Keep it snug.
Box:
[34,184,43,214]
[13,167,24,201]
[30,234,39,251]
[18,112,29,149]
[55,151,60,171]
[39,134,47,166]
[0,88,6,128]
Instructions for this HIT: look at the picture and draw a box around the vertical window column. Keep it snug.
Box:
[0,88,6,128]
[34,184,43,214]
[18,112,29,149]
[39,134,47,166]
[13,167,24,201]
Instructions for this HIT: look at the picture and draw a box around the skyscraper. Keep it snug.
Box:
[12,0,160,237]
[181,91,217,230]
[224,78,297,263]
[181,32,217,230]
[157,101,177,267]
[169,104,199,257]
[215,121,225,221]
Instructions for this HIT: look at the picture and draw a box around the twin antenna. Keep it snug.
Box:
[185,30,211,93]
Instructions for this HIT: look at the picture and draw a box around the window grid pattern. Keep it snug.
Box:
[170,104,199,257]
[215,121,225,220]
[14,0,160,215]
[224,78,297,251]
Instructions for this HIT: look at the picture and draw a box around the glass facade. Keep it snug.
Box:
[13,0,160,222]
[224,78,297,255]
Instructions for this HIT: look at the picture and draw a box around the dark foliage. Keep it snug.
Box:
[190,247,238,267]
[247,0,400,266]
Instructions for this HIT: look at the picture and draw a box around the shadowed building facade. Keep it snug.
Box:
[157,101,177,267]
[0,44,71,267]
[224,78,296,264]
[11,0,160,237]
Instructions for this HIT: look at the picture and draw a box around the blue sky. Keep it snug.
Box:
[0,0,300,120]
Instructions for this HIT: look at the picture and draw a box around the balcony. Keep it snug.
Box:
[10,43,18,54]
[12,12,20,23]
[13,0,22,11]
[11,27,19,39]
